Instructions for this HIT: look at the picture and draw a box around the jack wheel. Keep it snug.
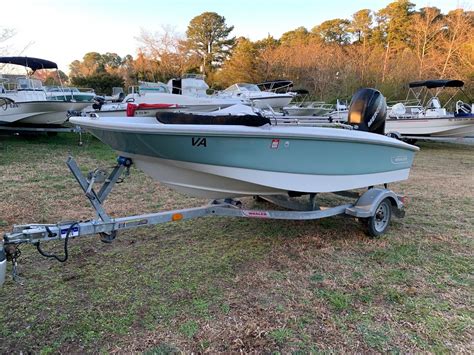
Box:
[100,231,117,243]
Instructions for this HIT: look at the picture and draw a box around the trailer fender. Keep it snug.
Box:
[345,188,405,218]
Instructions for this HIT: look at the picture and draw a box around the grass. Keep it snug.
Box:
[0,133,473,352]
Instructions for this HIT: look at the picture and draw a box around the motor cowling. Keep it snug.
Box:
[92,96,105,110]
[347,88,386,135]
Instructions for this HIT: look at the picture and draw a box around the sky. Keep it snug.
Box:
[1,0,466,73]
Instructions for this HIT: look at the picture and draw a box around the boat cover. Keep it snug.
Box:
[156,112,271,127]
[0,56,58,71]
[408,79,464,89]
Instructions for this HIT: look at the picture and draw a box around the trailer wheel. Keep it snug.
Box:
[366,198,392,237]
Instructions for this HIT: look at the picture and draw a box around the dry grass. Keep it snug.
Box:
[0,133,472,353]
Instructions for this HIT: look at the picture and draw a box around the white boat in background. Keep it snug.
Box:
[386,80,474,138]
[45,86,96,102]
[0,56,92,127]
[284,101,335,117]
[218,82,294,109]
[92,76,247,117]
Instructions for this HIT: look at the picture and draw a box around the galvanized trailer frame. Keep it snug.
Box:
[0,125,83,145]
[0,156,406,287]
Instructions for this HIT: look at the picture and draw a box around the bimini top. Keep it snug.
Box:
[409,79,464,89]
[0,56,58,71]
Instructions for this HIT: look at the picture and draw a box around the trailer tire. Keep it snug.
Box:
[366,198,392,238]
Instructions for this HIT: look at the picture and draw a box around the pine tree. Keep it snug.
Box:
[185,12,235,75]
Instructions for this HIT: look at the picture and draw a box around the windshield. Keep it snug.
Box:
[239,83,261,92]
[138,81,169,93]
[46,86,80,93]
[17,78,43,90]
[224,83,261,93]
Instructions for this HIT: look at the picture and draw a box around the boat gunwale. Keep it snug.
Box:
[71,117,420,152]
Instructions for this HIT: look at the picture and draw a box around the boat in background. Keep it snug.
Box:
[45,86,96,102]
[386,80,474,138]
[0,56,91,127]
[218,82,295,110]
[70,88,418,199]
[91,77,247,117]
[282,89,333,116]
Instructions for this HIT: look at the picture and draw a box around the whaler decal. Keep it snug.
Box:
[391,155,408,164]
[192,137,207,147]
[271,139,280,149]
[243,210,270,218]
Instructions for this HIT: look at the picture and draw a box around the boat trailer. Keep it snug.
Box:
[0,156,406,288]
[0,125,84,145]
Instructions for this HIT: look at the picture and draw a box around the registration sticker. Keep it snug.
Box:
[271,139,280,149]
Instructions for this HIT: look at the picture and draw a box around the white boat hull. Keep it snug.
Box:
[0,101,90,126]
[250,95,293,109]
[386,117,474,137]
[122,152,412,199]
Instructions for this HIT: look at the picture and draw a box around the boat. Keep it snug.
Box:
[386,80,474,138]
[281,89,333,117]
[284,101,335,117]
[45,86,96,102]
[218,82,295,110]
[92,78,247,117]
[70,88,418,199]
[0,56,91,127]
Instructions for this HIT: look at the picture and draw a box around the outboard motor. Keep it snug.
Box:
[92,96,105,110]
[347,88,387,135]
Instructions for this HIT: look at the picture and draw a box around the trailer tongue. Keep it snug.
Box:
[1,156,406,288]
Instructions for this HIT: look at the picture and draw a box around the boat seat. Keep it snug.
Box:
[156,112,271,127]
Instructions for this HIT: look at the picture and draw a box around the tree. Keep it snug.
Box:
[280,27,310,45]
[137,26,196,81]
[375,0,416,48]
[438,9,474,77]
[313,19,351,44]
[69,52,103,77]
[375,0,416,82]
[69,52,133,91]
[215,37,259,87]
[33,70,68,86]
[410,7,443,78]
[185,12,235,75]
[71,72,124,95]
[350,9,373,43]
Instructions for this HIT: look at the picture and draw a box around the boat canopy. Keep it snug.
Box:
[0,56,58,71]
[408,79,464,89]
